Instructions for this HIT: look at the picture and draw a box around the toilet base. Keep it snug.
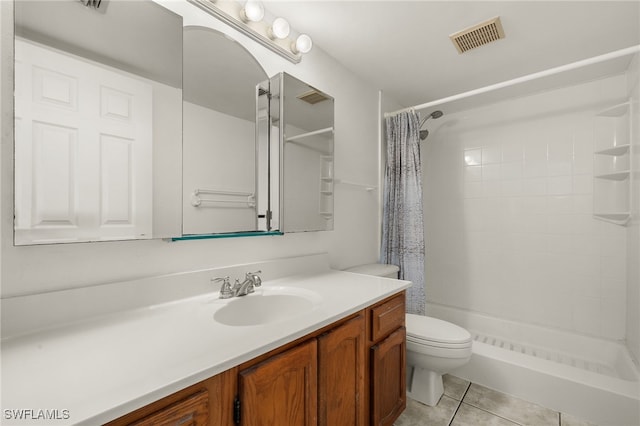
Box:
[406,365,444,407]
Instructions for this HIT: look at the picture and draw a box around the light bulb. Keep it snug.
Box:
[240,0,264,23]
[268,17,290,40]
[292,34,312,54]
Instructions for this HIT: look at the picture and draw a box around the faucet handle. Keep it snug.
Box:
[213,276,234,299]
[246,270,262,287]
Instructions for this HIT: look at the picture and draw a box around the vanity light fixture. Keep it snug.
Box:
[187,0,312,64]
[239,0,264,23]
[268,17,291,40]
[292,34,313,54]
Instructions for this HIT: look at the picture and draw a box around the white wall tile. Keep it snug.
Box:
[501,179,523,197]
[482,163,501,180]
[572,195,592,214]
[523,139,548,162]
[522,178,547,195]
[502,140,524,162]
[548,159,573,176]
[571,273,601,298]
[572,175,593,194]
[547,196,572,214]
[464,165,482,182]
[546,176,572,195]
[464,148,482,166]
[548,138,574,161]
[501,161,523,179]
[482,181,502,198]
[464,181,483,198]
[523,158,548,178]
[601,296,626,339]
[573,296,601,335]
[482,144,502,164]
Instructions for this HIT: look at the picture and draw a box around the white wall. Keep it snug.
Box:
[182,101,255,234]
[626,54,640,363]
[0,1,381,297]
[423,73,630,340]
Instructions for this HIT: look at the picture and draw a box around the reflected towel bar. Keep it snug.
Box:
[191,189,256,208]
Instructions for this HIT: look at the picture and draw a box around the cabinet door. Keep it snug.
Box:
[239,339,318,426]
[131,390,208,426]
[370,327,406,426]
[318,315,365,426]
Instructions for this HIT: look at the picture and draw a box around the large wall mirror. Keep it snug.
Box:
[13,0,183,245]
[181,26,278,237]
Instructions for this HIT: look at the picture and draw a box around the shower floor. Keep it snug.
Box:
[470,331,619,379]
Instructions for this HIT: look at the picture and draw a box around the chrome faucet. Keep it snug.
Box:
[234,270,262,296]
[215,271,262,298]
[213,276,235,299]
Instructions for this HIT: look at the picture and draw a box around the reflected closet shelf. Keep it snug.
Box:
[334,179,377,192]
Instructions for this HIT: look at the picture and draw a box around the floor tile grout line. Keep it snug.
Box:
[448,381,472,426]
[460,401,526,426]
[459,384,531,426]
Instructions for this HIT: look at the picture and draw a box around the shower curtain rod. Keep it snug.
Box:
[384,44,640,118]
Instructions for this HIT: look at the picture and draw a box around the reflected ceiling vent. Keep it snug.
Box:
[79,0,103,9]
[297,90,330,104]
[450,16,505,54]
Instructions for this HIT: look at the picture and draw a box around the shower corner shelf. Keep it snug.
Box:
[594,170,631,180]
[593,213,631,226]
[592,99,633,226]
[594,144,630,156]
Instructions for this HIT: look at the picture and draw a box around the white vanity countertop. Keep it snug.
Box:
[1,270,409,425]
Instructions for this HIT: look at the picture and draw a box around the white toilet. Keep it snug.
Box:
[345,263,472,407]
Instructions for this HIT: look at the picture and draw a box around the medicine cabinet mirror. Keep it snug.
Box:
[13,0,183,245]
[270,73,335,232]
[181,26,278,236]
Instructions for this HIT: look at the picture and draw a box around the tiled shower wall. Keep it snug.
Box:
[423,73,630,340]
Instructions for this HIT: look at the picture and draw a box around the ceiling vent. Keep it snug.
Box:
[297,90,330,105]
[450,16,505,54]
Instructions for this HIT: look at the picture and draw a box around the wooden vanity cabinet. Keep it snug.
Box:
[105,369,236,426]
[317,314,366,426]
[107,292,405,426]
[366,293,406,426]
[238,339,318,426]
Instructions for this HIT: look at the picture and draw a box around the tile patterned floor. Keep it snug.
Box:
[394,375,597,426]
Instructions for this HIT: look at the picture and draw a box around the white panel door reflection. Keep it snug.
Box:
[14,38,152,244]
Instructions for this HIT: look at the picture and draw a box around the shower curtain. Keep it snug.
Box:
[381,110,426,315]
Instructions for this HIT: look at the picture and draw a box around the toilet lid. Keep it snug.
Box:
[406,314,472,345]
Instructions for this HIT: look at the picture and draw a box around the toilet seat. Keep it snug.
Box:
[406,314,472,348]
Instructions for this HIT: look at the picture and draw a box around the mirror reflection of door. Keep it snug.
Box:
[182,26,269,235]
[13,0,183,245]
[15,39,153,244]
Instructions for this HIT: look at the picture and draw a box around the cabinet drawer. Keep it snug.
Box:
[369,293,405,342]
[131,390,208,426]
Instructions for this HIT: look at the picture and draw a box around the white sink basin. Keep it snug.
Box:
[213,287,322,326]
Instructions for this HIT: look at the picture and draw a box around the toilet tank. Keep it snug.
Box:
[345,263,399,279]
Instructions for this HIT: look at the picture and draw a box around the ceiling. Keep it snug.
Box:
[266,1,640,112]
[15,0,183,88]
